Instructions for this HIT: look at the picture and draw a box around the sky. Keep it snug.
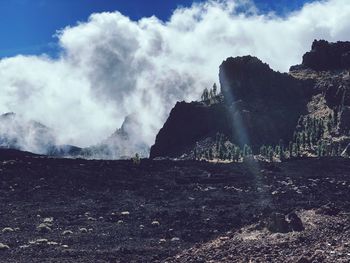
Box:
[0,0,349,157]
[0,0,312,58]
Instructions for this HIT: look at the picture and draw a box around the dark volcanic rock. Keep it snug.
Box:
[267,213,290,233]
[287,212,304,232]
[291,40,350,71]
[219,56,310,147]
[151,56,310,158]
[150,101,230,158]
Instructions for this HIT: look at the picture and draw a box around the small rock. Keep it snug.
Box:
[171,237,180,242]
[47,241,58,246]
[43,217,54,226]
[87,217,96,221]
[35,239,48,244]
[62,230,73,236]
[316,203,340,216]
[287,212,304,232]
[117,220,124,224]
[121,211,130,216]
[219,236,229,241]
[0,243,10,250]
[2,227,14,233]
[151,221,160,227]
[79,228,88,233]
[37,223,52,233]
[159,239,167,244]
[62,245,69,248]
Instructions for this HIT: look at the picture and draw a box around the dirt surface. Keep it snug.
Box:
[0,149,349,262]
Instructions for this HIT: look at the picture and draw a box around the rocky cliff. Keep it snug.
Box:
[150,40,350,159]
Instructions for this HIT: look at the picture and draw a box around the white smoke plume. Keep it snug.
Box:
[0,0,349,156]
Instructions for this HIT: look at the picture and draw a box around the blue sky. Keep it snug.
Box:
[0,0,312,58]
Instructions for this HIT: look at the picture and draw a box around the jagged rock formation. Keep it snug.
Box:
[151,57,310,158]
[0,112,148,159]
[151,40,350,159]
[0,112,56,154]
[291,40,350,71]
[80,114,149,159]
[150,102,230,158]
[290,40,350,151]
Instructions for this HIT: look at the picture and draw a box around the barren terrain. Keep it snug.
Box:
[0,149,349,262]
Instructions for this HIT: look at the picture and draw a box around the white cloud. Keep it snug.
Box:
[0,0,349,156]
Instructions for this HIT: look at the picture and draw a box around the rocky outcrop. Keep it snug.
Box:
[151,40,350,159]
[150,101,230,158]
[291,40,350,71]
[219,56,310,147]
[150,56,310,158]
[80,114,149,159]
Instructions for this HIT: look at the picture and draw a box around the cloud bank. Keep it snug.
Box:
[0,0,349,156]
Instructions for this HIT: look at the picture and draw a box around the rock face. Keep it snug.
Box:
[291,40,350,71]
[151,40,350,159]
[150,102,230,158]
[150,56,310,158]
[219,56,310,147]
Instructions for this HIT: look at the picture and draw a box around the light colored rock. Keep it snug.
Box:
[2,227,14,233]
[37,223,52,233]
[151,221,160,227]
[62,230,73,236]
[0,243,10,250]
[79,228,88,233]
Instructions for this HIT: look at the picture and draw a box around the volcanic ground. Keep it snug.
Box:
[0,149,349,262]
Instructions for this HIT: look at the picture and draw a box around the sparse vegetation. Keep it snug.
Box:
[132,153,141,165]
[200,83,222,105]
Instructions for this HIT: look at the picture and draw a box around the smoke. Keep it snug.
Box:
[0,0,349,156]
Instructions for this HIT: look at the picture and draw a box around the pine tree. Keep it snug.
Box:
[209,148,213,160]
[289,141,293,158]
[201,88,209,102]
[213,83,217,97]
[267,146,274,162]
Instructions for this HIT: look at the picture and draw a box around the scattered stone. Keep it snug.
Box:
[0,243,10,251]
[35,239,48,244]
[151,221,160,227]
[2,227,14,233]
[19,245,30,249]
[159,239,167,244]
[62,230,73,236]
[37,223,52,233]
[121,211,130,216]
[62,245,69,248]
[117,220,124,224]
[79,228,88,233]
[87,217,96,221]
[171,237,180,242]
[43,217,54,226]
[316,203,341,216]
[47,241,59,246]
